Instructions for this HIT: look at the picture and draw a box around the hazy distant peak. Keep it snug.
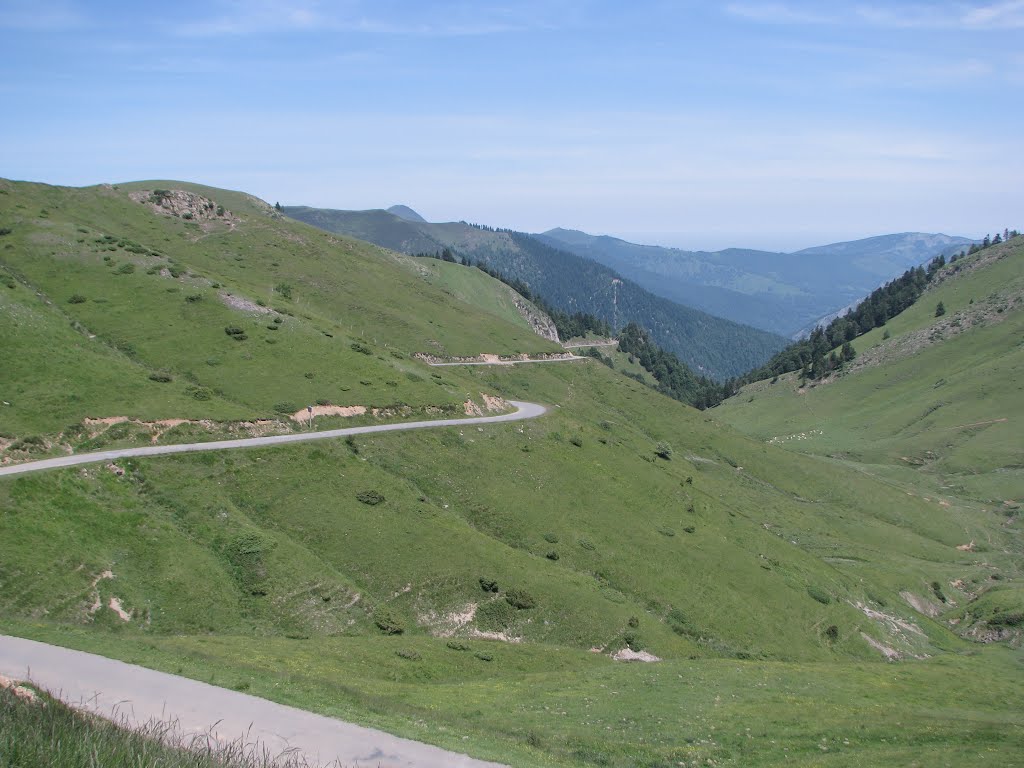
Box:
[387,205,427,223]
[541,227,595,244]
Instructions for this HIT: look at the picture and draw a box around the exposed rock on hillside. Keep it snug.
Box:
[510,291,560,342]
[130,188,238,228]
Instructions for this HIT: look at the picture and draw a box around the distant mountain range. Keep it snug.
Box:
[536,229,976,337]
[536,228,974,335]
[281,206,787,379]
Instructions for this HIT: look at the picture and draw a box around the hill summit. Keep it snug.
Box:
[386,204,427,223]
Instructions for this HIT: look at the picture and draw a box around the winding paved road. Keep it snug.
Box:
[0,635,507,768]
[1,404,550,763]
[0,400,546,478]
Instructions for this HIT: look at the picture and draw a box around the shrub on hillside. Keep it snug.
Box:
[505,589,536,610]
[477,599,516,629]
[115,263,135,274]
[67,294,87,304]
[395,649,421,661]
[373,607,404,635]
[273,402,297,415]
[148,373,172,383]
[356,490,385,506]
[478,577,499,593]
[542,533,559,544]
[807,585,832,605]
[545,551,559,561]
[655,441,673,460]
[351,342,372,355]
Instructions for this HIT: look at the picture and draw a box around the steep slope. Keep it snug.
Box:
[281,206,787,378]
[1,181,1021,768]
[538,228,974,336]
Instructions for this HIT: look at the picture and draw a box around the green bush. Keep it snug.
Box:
[274,282,293,299]
[505,589,536,610]
[67,293,87,304]
[807,585,832,605]
[395,649,421,661]
[373,607,404,635]
[477,600,516,629]
[655,441,673,460]
[184,293,202,303]
[115,263,136,274]
[474,652,494,662]
[478,577,499,593]
[622,631,642,650]
[356,490,385,506]
[656,526,675,537]
[825,625,840,640]
[351,342,372,355]
[578,538,596,551]
[545,551,559,561]
[988,612,1023,627]
[273,402,297,415]
[569,436,583,447]
[931,581,947,603]
[224,326,245,337]
[446,640,471,651]
[188,387,212,401]
[148,373,172,383]
[543,533,559,544]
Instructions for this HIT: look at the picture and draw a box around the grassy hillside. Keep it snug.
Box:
[717,237,1024,645]
[2,181,1022,767]
[0,179,557,439]
[281,206,788,379]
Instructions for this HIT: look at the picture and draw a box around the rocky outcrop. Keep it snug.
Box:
[130,189,238,227]
[510,292,560,342]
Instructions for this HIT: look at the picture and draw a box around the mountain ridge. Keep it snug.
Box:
[537,227,975,336]
[281,205,787,379]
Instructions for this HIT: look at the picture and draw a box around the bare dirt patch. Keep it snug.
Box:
[900,590,941,618]
[861,632,902,661]
[108,597,132,622]
[0,674,40,704]
[468,629,522,643]
[291,405,367,424]
[612,648,662,662]
[419,603,478,637]
[219,292,273,315]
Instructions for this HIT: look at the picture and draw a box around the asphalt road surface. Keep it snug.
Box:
[0,400,547,478]
[0,635,508,767]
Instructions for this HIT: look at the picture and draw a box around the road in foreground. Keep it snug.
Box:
[0,400,547,478]
[0,635,507,768]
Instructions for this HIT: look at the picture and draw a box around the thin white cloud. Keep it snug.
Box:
[173,0,545,38]
[728,1,1024,29]
[725,2,836,24]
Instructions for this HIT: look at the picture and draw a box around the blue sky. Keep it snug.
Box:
[1,1,1021,250]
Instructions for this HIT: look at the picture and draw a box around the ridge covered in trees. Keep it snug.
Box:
[413,247,611,342]
[737,231,1019,385]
